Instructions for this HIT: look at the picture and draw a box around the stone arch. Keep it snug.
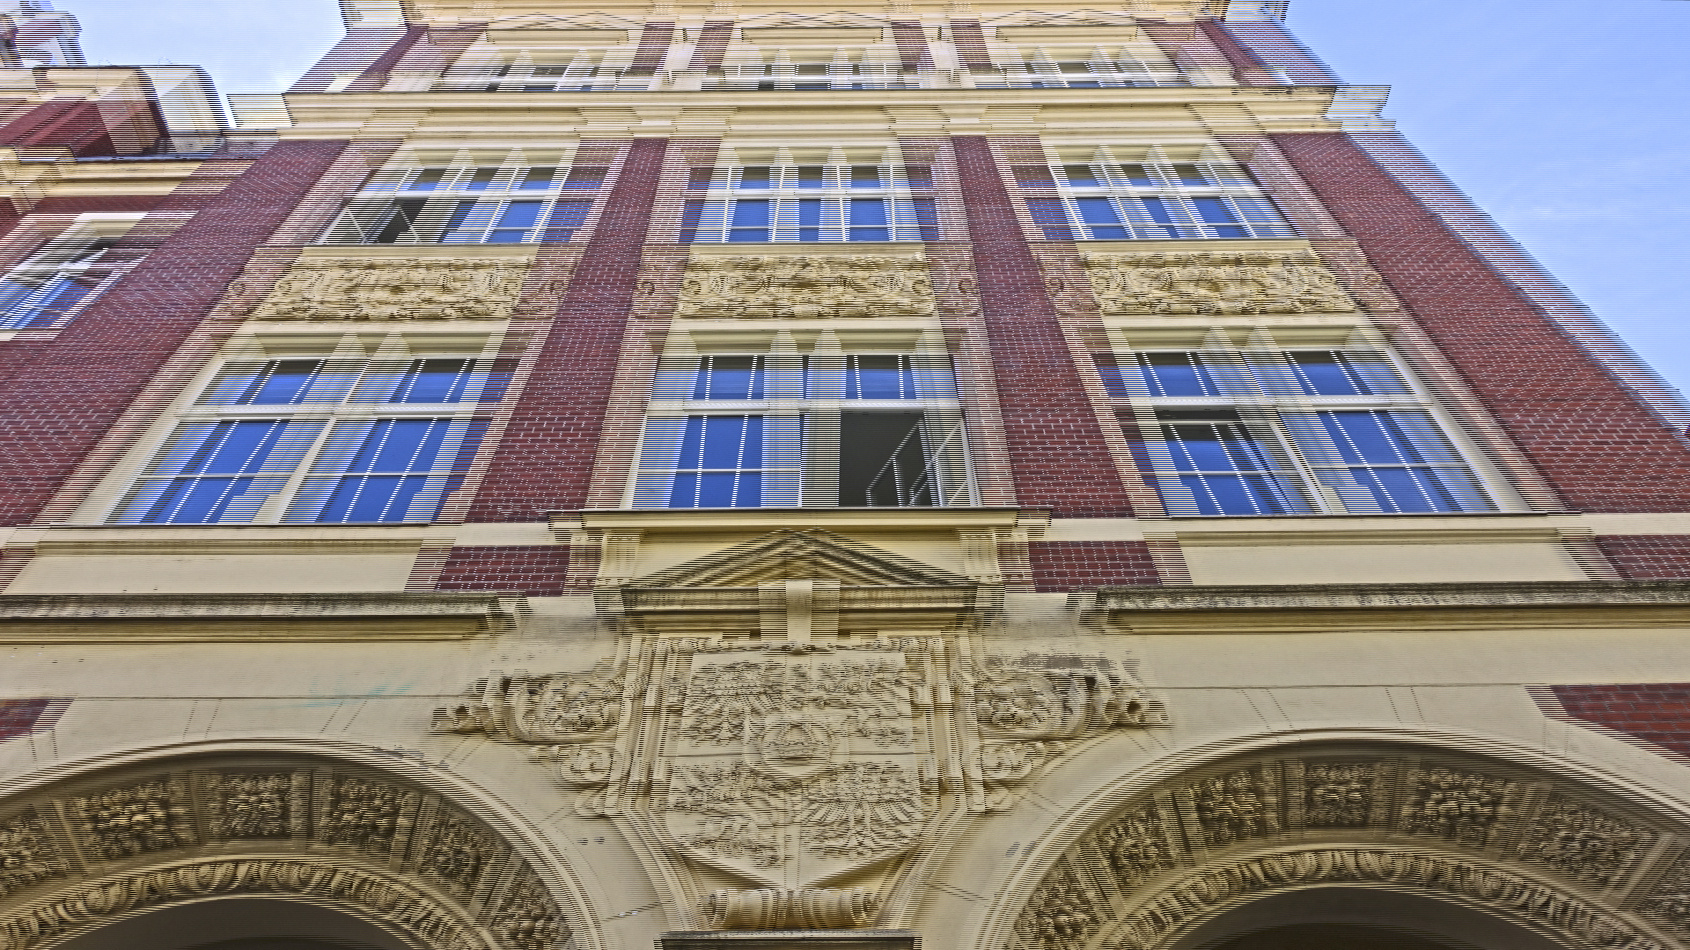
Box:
[978,731,1690,950]
[0,740,600,950]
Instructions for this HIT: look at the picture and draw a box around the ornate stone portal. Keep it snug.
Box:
[437,530,1164,930]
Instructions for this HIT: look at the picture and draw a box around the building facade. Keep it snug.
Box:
[2,1,1690,948]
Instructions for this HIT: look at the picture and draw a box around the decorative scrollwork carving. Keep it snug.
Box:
[0,811,63,899]
[1520,796,1650,887]
[248,257,528,321]
[1086,805,1174,890]
[1399,766,1517,847]
[1302,761,1375,828]
[701,886,880,930]
[675,255,935,319]
[71,778,193,860]
[0,860,490,950]
[1190,767,1279,848]
[319,776,417,854]
[1079,252,1353,316]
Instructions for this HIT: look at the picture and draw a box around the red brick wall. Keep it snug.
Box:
[291,27,413,93]
[0,139,351,526]
[0,98,115,156]
[466,138,667,521]
[948,19,993,72]
[1196,18,1277,85]
[689,22,734,71]
[345,24,427,92]
[1028,541,1160,592]
[436,545,571,596]
[1215,17,1340,83]
[890,21,933,70]
[30,195,167,215]
[951,135,1138,518]
[1272,133,1690,513]
[0,698,66,741]
[1548,684,1690,759]
[1594,536,1690,579]
[628,22,676,75]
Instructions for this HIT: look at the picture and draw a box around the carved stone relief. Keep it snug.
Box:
[1078,252,1353,316]
[674,255,935,319]
[1518,796,1651,887]
[0,761,572,950]
[70,778,194,860]
[0,811,63,898]
[1398,766,1518,848]
[243,257,529,321]
[1011,751,1680,950]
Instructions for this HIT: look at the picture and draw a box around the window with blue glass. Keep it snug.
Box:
[1112,346,1498,515]
[0,236,132,331]
[1018,156,1295,241]
[324,163,602,245]
[112,356,512,524]
[634,350,973,508]
[683,163,938,243]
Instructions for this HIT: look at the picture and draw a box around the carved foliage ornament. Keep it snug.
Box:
[0,812,63,899]
[675,255,935,319]
[243,257,528,322]
[1080,252,1353,316]
[437,638,1160,928]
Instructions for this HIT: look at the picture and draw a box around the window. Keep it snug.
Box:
[633,351,973,508]
[1020,156,1295,241]
[0,232,135,331]
[436,51,651,92]
[1111,347,1495,515]
[682,163,938,244]
[323,163,601,245]
[111,356,512,524]
[705,61,921,92]
[975,56,1187,89]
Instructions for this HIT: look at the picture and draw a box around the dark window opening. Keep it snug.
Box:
[840,411,933,507]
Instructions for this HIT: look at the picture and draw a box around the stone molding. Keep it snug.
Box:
[0,754,574,950]
[674,254,935,320]
[0,592,522,641]
[239,255,530,322]
[996,742,1686,950]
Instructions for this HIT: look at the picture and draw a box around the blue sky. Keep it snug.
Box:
[63,0,1690,396]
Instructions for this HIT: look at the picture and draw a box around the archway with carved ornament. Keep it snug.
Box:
[0,746,593,950]
[983,739,1690,950]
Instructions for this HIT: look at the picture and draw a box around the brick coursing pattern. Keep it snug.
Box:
[948,19,994,72]
[1549,684,1690,759]
[688,22,734,71]
[1272,133,1690,513]
[436,545,571,596]
[1594,536,1690,580]
[951,135,1138,518]
[466,138,667,521]
[345,24,427,92]
[291,27,413,93]
[0,698,64,741]
[1212,17,1340,83]
[29,195,167,215]
[628,22,676,75]
[1196,18,1277,85]
[1028,541,1160,592]
[890,21,934,70]
[0,139,351,526]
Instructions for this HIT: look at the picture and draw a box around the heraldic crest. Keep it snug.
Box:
[435,531,1165,930]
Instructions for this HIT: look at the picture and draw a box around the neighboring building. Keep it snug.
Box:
[4,1,1690,949]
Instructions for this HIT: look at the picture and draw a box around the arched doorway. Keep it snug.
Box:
[51,898,416,950]
[1176,887,1568,950]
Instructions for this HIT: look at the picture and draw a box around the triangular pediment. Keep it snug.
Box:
[630,529,973,591]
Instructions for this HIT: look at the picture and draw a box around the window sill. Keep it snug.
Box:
[560,506,1038,535]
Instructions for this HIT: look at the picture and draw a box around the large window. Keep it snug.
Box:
[632,351,973,508]
[322,163,602,245]
[1018,154,1295,241]
[682,162,937,244]
[974,56,1187,88]
[1110,346,1495,516]
[0,220,140,331]
[111,356,511,524]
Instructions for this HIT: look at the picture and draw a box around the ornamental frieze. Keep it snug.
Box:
[1079,251,1354,316]
[675,255,935,319]
[241,256,530,321]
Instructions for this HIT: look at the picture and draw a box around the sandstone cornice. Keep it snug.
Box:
[0,592,524,641]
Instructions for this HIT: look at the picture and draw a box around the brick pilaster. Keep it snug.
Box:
[689,21,734,71]
[1272,132,1690,513]
[947,19,993,72]
[345,24,427,92]
[0,139,353,525]
[950,135,1138,518]
[466,138,669,521]
[890,21,933,70]
[291,27,415,93]
[628,22,676,76]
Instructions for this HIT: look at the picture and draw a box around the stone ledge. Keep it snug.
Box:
[1095,581,1690,634]
[0,592,523,642]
